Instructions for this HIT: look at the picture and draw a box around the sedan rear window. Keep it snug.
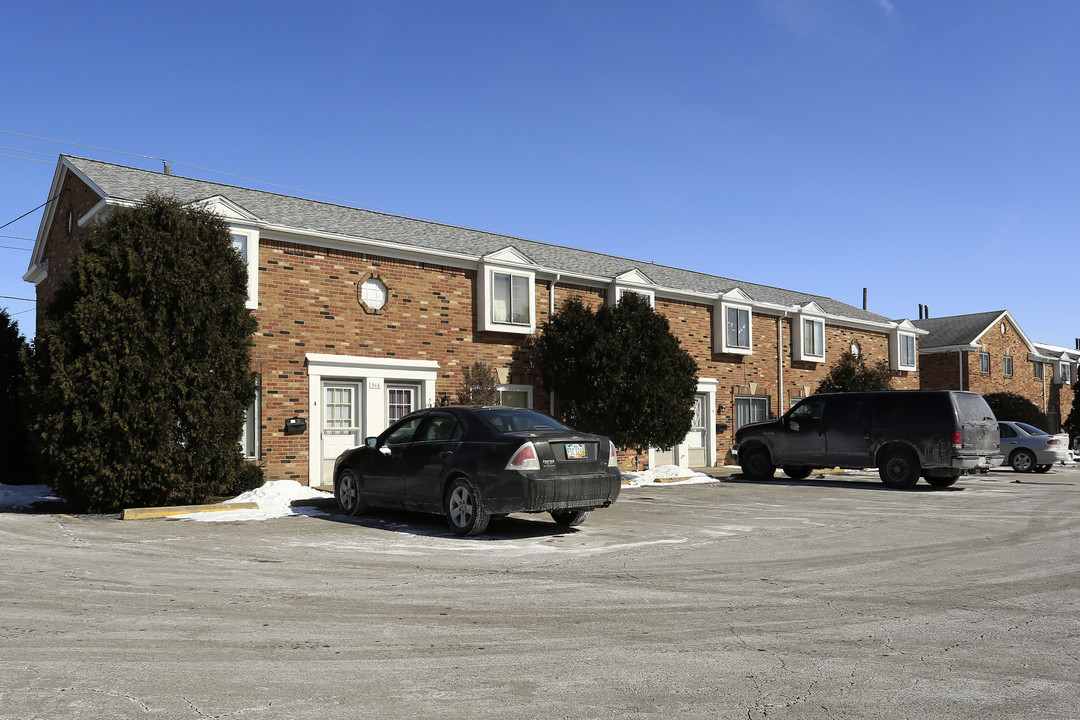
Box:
[476,408,570,433]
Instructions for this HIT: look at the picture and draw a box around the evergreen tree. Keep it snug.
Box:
[457,361,500,405]
[534,293,699,451]
[31,194,259,512]
[1065,380,1080,446]
[0,310,34,484]
[816,351,894,393]
[984,392,1049,429]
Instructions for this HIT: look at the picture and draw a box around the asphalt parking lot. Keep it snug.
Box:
[2,466,1078,720]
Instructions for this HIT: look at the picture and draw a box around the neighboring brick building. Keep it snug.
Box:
[26,156,924,485]
[913,310,1077,431]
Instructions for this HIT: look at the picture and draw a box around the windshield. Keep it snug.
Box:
[475,408,570,433]
[1015,422,1049,436]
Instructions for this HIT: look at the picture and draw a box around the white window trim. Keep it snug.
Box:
[229,226,259,310]
[794,313,826,363]
[477,263,536,335]
[497,383,534,408]
[716,301,753,355]
[1056,360,1073,385]
[890,329,918,372]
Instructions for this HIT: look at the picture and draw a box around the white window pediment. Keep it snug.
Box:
[477,260,536,335]
[194,195,261,223]
[714,289,754,355]
[890,320,919,372]
[483,246,533,266]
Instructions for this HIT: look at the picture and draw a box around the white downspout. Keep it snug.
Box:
[548,274,560,416]
[778,313,787,410]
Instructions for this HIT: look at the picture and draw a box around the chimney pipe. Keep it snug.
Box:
[863,288,868,311]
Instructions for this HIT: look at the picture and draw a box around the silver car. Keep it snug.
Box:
[998,421,1069,473]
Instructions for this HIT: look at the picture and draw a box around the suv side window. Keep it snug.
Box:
[828,395,871,429]
[787,397,826,432]
[875,394,951,430]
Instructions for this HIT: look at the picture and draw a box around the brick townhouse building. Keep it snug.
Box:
[26,156,923,487]
[913,310,1077,431]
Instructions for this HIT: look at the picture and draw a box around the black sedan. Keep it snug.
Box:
[333,406,622,535]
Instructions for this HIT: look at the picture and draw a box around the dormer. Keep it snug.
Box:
[608,269,655,307]
[793,302,826,363]
[477,247,537,335]
[194,196,261,311]
[714,288,754,355]
[890,319,919,372]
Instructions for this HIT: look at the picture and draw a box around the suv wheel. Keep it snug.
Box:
[741,447,776,480]
[878,448,920,489]
[782,466,812,481]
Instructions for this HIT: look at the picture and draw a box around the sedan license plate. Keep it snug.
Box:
[565,443,587,460]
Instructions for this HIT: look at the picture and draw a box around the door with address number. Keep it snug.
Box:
[321,381,361,486]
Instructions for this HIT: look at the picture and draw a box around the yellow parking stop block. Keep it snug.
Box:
[122,502,259,520]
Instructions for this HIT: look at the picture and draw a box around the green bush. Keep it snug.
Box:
[983,392,1049,429]
[31,195,258,513]
[534,293,699,451]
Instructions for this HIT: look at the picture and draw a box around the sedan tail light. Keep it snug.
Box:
[609,440,619,468]
[506,442,541,471]
[1047,438,1060,446]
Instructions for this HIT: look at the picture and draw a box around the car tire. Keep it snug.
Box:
[551,509,590,526]
[878,448,920,489]
[782,466,812,480]
[926,473,960,488]
[445,477,491,536]
[740,447,776,480]
[335,468,368,516]
[1034,464,1052,474]
[1010,449,1036,473]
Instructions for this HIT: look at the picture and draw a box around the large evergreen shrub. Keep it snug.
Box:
[816,351,894,393]
[31,194,260,512]
[0,310,34,484]
[533,293,699,451]
[983,392,1049,429]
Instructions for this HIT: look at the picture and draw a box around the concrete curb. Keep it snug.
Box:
[122,502,260,520]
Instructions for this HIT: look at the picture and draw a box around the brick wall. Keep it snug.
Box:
[33,173,101,325]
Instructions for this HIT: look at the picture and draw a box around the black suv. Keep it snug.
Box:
[733,391,1001,488]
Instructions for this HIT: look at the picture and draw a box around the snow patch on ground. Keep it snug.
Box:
[169,480,333,522]
[0,484,62,509]
[621,464,722,487]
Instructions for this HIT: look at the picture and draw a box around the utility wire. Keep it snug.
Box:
[2,245,32,251]
[0,190,66,231]
[1,294,34,301]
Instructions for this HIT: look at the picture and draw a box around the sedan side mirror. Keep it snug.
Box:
[365,436,378,448]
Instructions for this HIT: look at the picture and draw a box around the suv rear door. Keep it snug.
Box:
[951,392,999,456]
[825,394,874,467]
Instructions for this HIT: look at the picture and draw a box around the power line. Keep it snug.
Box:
[0,152,52,164]
[1,295,34,302]
[2,245,32,251]
[0,189,67,231]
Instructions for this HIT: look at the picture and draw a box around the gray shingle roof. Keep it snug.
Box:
[64,155,896,326]
[911,311,1006,349]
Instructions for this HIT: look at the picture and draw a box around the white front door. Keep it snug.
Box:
[687,394,708,467]
[321,381,361,486]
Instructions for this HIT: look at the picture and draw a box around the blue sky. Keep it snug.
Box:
[2,0,1077,348]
